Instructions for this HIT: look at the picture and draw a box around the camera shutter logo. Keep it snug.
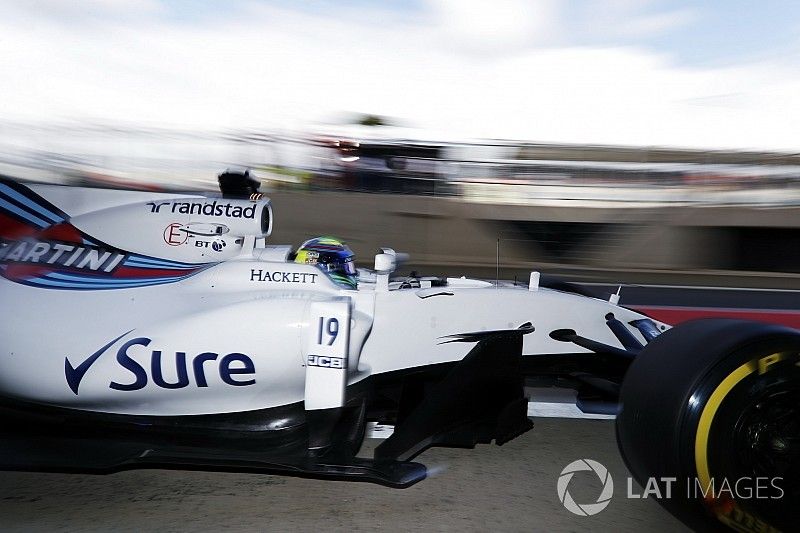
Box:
[557,459,614,516]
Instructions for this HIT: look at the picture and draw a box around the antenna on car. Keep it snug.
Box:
[609,285,622,305]
[495,238,500,288]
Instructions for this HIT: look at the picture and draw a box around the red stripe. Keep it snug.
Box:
[0,212,38,239]
[112,266,199,278]
[632,306,800,330]
[37,223,83,243]
[3,265,197,281]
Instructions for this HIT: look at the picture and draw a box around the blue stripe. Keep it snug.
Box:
[126,254,187,265]
[43,272,185,285]
[30,278,165,289]
[46,272,187,285]
[29,281,175,290]
[0,198,49,227]
[123,259,192,270]
[125,254,204,268]
[43,272,180,284]
[29,276,181,290]
[0,184,64,224]
[123,262,195,271]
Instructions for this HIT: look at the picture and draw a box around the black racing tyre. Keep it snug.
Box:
[616,319,800,532]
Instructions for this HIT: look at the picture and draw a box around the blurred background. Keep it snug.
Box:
[1,6,796,530]
[1,0,799,288]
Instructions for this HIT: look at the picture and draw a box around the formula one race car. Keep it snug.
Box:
[0,171,797,531]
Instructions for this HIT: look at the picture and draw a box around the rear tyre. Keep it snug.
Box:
[616,319,800,531]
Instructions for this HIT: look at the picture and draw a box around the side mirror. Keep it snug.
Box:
[374,248,397,292]
[374,252,396,274]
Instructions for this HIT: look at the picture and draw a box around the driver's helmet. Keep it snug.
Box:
[294,236,357,289]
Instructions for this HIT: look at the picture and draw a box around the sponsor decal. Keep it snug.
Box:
[307,355,345,369]
[0,237,126,273]
[250,268,318,283]
[148,200,256,219]
[65,332,256,394]
[145,201,171,213]
[0,234,206,290]
[193,239,226,252]
[0,180,209,290]
[163,223,188,246]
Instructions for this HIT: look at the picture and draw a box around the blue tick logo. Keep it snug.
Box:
[64,332,256,394]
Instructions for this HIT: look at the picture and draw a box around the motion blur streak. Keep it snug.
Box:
[1,120,799,294]
[632,307,800,330]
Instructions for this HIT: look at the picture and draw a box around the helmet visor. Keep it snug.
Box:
[328,258,357,288]
[341,258,356,275]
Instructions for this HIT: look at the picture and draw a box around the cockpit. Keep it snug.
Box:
[254,237,359,290]
[290,236,358,290]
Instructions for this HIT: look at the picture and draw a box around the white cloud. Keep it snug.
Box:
[0,0,164,27]
[426,0,561,54]
[0,1,798,150]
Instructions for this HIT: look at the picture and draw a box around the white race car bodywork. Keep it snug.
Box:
[0,176,667,485]
[0,183,656,416]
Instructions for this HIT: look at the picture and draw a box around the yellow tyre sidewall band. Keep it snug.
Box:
[694,352,791,532]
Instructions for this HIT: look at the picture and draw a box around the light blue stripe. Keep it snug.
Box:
[123,263,190,272]
[0,198,49,227]
[123,259,190,270]
[31,276,180,290]
[32,279,146,289]
[44,272,181,284]
[125,255,201,268]
[31,281,175,290]
[126,254,185,265]
[0,184,63,224]
[46,272,187,285]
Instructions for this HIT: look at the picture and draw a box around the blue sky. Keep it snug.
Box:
[154,0,800,65]
[1,0,799,149]
[609,0,800,65]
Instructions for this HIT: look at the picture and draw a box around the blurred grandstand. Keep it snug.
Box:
[1,120,798,286]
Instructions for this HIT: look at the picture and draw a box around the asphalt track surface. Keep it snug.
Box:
[0,284,794,532]
[0,419,688,532]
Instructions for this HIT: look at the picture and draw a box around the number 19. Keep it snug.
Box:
[318,317,339,345]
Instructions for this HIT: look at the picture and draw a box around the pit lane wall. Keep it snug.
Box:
[266,189,800,289]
